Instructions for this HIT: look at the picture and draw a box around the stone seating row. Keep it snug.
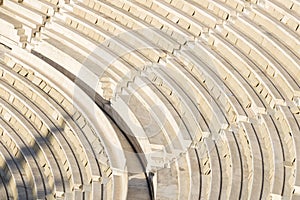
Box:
[80,0,183,52]
[0,170,12,200]
[255,3,300,54]
[73,2,165,62]
[186,0,231,20]
[219,22,300,101]
[216,0,246,12]
[0,136,30,199]
[175,44,252,121]
[0,62,80,199]
[173,36,298,198]
[111,57,236,199]
[163,55,264,198]
[16,53,112,172]
[4,47,128,199]
[257,0,300,34]
[23,0,56,15]
[39,27,137,102]
[142,0,218,29]
[98,0,191,42]
[0,55,113,199]
[41,5,175,104]
[162,45,268,200]
[232,14,300,86]
[64,11,157,68]
[0,0,51,44]
[0,94,54,199]
[205,33,286,110]
[1,0,299,199]
[0,12,27,47]
[195,27,294,200]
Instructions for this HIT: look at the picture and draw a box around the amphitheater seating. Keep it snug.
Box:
[0,49,125,199]
[0,0,299,199]
[232,15,300,86]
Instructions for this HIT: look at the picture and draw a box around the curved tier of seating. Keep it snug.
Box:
[0,44,129,199]
[0,0,299,199]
